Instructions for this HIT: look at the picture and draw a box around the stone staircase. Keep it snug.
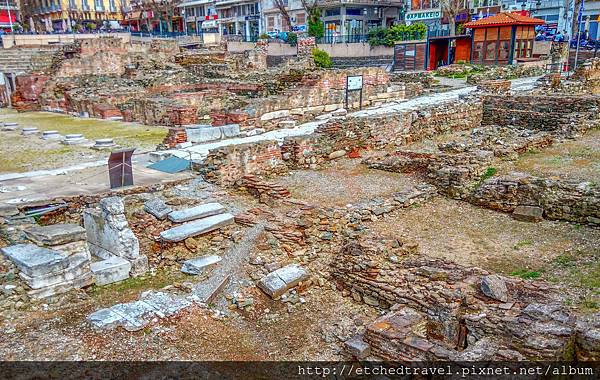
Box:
[0,47,59,74]
[159,202,235,242]
[331,56,393,69]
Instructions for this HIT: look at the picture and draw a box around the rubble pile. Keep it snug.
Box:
[334,243,600,360]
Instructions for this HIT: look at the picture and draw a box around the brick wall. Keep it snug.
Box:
[198,140,287,185]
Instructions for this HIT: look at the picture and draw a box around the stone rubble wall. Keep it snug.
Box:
[198,140,287,186]
[200,97,484,185]
[470,174,600,225]
[333,242,600,361]
[481,94,600,135]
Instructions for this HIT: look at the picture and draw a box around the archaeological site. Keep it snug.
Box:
[0,26,598,378]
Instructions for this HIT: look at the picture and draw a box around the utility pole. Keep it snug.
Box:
[573,0,584,70]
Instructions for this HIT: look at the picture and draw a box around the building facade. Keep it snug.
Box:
[0,0,19,32]
[317,0,405,42]
[177,0,218,35]
[21,0,126,32]
[215,0,261,38]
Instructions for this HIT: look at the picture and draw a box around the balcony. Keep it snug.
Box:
[317,0,405,6]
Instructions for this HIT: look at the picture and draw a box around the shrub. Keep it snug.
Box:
[312,48,332,68]
[88,22,97,31]
[287,32,297,46]
[308,9,324,38]
[258,32,269,40]
[367,23,427,46]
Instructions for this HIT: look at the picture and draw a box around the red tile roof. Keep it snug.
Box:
[464,12,545,28]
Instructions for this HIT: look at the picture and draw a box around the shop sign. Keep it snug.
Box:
[245,15,260,20]
[406,9,441,21]
[292,24,306,32]
[186,16,196,22]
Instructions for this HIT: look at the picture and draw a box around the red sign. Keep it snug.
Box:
[205,15,218,20]
[0,10,16,24]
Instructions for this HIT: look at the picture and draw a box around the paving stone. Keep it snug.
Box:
[90,256,131,286]
[181,255,221,275]
[110,301,156,331]
[168,202,226,223]
[139,291,192,318]
[88,307,126,329]
[28,272,93,299]
[160,212,234,242]
[258,264,309,298]
[512,205,544,222]
[143,198,172,220]
[0,244,67,277]
[24,223,86,246]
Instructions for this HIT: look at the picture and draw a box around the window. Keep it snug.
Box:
[473,42,484,63]
[281,16,290,31]
[197,7,205,17]
[296,12,305,25]
[485,41,497,60]
[267,16,275,31]
[346,8,362,16]
[498,40,510,60]
[325,8,340,17]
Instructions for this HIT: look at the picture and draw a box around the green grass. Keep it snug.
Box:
[510,269,543,279]
[513,239,534,250]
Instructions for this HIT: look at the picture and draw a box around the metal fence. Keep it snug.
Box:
[316,34,368,44]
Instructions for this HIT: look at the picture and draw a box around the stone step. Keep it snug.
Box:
[0,244,68,277]
[90,256,132,286]
[257,264,310,298]
[24,223,86,246]
[168,202,226,223]
[160,212,234,242]
[181,255,221,275]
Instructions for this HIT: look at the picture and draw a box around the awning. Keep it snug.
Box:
[202,20,218,29]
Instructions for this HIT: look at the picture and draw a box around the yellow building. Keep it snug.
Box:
[21,0,127,32]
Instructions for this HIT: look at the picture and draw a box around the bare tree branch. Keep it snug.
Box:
[440,0,467,36]
[273,0,292,31]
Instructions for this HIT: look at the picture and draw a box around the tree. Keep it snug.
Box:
[273,0,292,32]
[440,0,467,36]
[307,8,324,38]
[300,0,318,14]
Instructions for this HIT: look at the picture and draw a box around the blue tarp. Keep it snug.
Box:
[147,156,191,174]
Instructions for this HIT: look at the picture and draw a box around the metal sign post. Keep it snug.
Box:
[346,75,364,110]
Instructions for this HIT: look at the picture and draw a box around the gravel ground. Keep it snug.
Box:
[368,197,600,308]
[278,158,423,207]
[497,128,600,182]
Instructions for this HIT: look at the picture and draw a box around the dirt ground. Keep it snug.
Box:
[368,197,600,310]
[0,109,167,173]
[278,158,423,207]
[497,128,600,182]
[0,270,375,361]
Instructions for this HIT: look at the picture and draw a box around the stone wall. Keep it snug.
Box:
[482,94,600,136]
[573,57,600,94]
[334,242,600,360]
[198,140,287,185]
[470,174,600,225]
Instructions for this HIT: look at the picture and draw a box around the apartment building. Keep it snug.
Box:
[20,0,126,32]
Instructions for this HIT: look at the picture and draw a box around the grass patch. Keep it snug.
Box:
[473,167,497,190]
[513,239,534,250]
[510,269,543,279]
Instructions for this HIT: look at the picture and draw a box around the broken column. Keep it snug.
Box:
[0,223,93,299]
[84,197,148,278]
